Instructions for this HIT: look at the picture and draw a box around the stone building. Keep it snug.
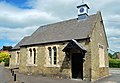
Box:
[9,36,29,68]
[10,4,109,82]
[116,52,120,59]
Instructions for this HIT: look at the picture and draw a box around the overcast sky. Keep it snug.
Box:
[0,0,120,53]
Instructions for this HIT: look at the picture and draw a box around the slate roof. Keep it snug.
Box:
[12,36,30,50]
[22,12,98,46]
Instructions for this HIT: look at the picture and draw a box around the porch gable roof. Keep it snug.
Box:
[62,39,87,52]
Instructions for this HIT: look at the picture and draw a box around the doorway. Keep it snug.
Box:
[71,53,83,79]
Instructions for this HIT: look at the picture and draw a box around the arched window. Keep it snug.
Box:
[53,47,57,65]
[29,48,32,64]
[48,47,52,64]
[33,48,36,64]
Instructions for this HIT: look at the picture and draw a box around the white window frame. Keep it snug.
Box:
[26,47,38,66]
[48,47,52,65]
[16,51,20,65]
[98,44,105,67]
[29,48,32,64]
[44,45,60,67]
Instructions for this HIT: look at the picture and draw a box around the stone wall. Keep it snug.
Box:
[19,41,90,79]
[9,50,19,68]
[90,12,109,82]
[83,47,91,81]
[12,12,109,82]
[19,44,71,78]
[19,47,28,73]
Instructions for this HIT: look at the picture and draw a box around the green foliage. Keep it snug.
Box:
[3,58,9,66]
[0,51,10,62]
[108,53,113,59]
[109,59,120,68]
[108,52,120,59]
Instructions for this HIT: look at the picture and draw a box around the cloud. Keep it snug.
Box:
[0,0,80,46]
[108,41,120,52]
[27,0,80,19]
[106,27,120,37]
[0,1,60,28]
[109,37,120,42]
[101,1,120,15]
[0,0,120,52]
[0,26,38,41]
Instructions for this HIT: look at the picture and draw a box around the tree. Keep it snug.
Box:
[0,51,10,62]
[108,53,113,59]
[2,46,12,51]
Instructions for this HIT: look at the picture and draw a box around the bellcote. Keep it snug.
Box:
[77,4,90,20]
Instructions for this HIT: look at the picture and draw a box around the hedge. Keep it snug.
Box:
[109,59,120,68]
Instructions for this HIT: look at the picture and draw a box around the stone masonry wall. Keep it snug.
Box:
[19,44,71,78]
[9,50,18,68]
[90,12,109,82]
[19,41,90,79]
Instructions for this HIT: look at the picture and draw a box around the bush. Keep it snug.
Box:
[0,51,10,66]
[109,59,120,68]
[3,58,9,66]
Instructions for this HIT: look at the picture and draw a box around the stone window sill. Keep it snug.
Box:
[99,66,108,68]
[16,63,19,66]
[44,64,60,68]
[26,64,37,66]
